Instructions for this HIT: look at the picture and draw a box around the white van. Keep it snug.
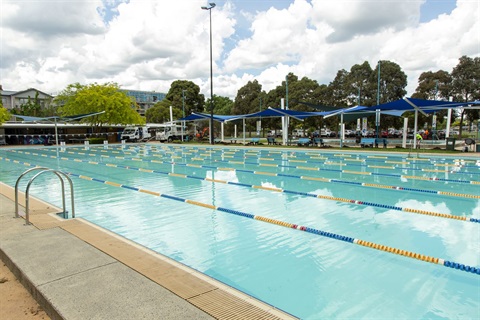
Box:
[120,126,151,142]
[292,129,305,137]
[268,130,283,137]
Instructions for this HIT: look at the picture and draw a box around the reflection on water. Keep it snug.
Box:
[0,145,479,319]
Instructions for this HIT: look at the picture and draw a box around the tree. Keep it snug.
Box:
[412,70,451,100]
[233,80,263,115]
[207,95,234,115]
[55,82,144,131]
[165,80,205,116]
[328,70,350,108]
[232,80,264,134]
[0,99,10,124]
[345,61,373,106]
[412,70,452,131]
[451,56,480,136]
[373,60,407,105]
[145,99,182,123]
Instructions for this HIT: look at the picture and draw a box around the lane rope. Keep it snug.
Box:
[3,156,478,276]
[2,153,479,225]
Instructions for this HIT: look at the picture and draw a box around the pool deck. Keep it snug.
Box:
[0,182,296,320]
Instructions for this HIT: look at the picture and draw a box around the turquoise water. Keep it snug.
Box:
[1,144,479,319]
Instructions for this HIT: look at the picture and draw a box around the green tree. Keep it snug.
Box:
[0,99,10,123]
[207,95,234,115]
[145,99,182,123]
[451,56,480,136]
[233,80,263,115]
[328,70,350,107]
[165,80,205,116]
[412,70,452,131]
[55,82,144,131]
[14,91,46,117]
[345,61,373,106]
[372,60,407,105]
[412,70,452,100]
[232,80,264,135]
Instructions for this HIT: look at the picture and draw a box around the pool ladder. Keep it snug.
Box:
[14,167,75,225]
[408,139,420,158]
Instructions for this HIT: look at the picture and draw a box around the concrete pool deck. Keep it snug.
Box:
[0,182,296,320]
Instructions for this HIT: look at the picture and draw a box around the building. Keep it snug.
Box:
[1,85,166,116]
[0,86,167,145]
[1,87,53,111]
[120,89,166,116]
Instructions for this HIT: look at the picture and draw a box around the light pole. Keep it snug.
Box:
[182,89,186,142]
[202,2,216,145]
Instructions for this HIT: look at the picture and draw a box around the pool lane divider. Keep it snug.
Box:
[68,143,480,167]
[21,147,480,190]
[6,149,480,199]
[85,146,480,178]
[65,145,480,175]
[105,153,480,198]
[2,155,479,225]
[6,158,479,275]
[6,149,480,201]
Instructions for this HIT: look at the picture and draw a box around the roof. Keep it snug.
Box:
[1,88,53,98]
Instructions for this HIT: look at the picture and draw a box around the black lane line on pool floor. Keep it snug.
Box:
[3,151,479,225]
[3,156,479,276]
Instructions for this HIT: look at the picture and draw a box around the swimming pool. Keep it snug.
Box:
[1,144,479,319]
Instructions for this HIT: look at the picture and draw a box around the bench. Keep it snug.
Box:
[297,138,311,146]
[376,138,388,148]
[248,138,261,145]
[312,137,324,147]
[360,138,375,148]
[267,137,280,145]
[360,138,388,148]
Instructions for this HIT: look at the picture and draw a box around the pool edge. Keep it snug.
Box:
[0,182,298,320]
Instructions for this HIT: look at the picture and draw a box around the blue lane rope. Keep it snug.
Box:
[2,153,478,224]
[59,144,480,175]
[3,156,478,276]
[9,148,479,197]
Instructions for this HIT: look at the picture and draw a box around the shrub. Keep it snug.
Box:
[88,138,104,144]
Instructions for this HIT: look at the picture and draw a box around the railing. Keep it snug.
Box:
[15,168,75,225]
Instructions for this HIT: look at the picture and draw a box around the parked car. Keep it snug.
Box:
[292,129,305,137]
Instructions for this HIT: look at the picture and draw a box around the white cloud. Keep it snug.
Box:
[0,0,478,101]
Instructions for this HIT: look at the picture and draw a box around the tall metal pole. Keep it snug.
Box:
[433,80,438,135]
[376,61,381,138]
[202,3,216,145]
[377,61,381,105]
[182,89,186,142]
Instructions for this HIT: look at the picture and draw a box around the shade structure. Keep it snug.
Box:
[226,107,327,122]
[179,112,239,123]
[361,98,480,148]
[323,105,369,121]
[13,111,106,146]
[361,97,478,115]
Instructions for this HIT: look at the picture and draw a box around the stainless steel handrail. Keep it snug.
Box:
[15,168,75,225]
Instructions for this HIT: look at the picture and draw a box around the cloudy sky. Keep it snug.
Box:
[1,0,479,100]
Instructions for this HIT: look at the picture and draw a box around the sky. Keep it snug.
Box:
[0,0,478,101]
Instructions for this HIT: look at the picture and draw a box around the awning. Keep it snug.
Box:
[226,107,328,122]
[361,97,478,115]
[179,112,238,123]
[12,111,106,146]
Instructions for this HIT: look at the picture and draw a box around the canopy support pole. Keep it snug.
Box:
[413,109,418,149]
[242,118,246,145]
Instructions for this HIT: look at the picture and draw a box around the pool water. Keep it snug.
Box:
[1,144,479,319]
